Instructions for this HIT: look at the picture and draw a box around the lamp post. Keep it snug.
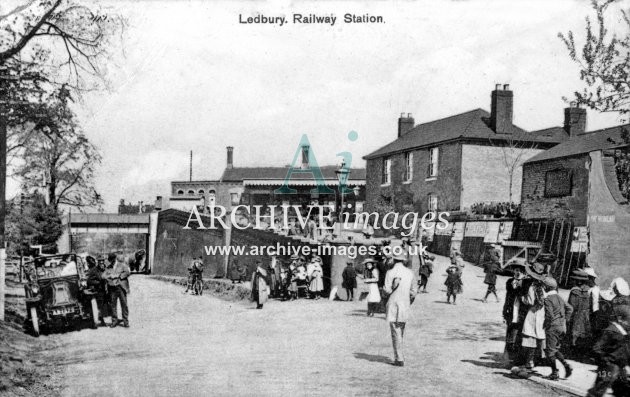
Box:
[335,161,351,222]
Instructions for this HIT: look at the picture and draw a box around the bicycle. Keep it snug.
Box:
[192,275,203,296]
[184,271,203,295]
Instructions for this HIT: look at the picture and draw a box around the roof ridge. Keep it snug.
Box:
[409,108,487,131]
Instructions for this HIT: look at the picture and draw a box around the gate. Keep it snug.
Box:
[515,218,587,287]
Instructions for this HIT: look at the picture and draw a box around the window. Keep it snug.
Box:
[230,193,240,205]
[177,190,184,195]
[198,189,205,195]
[544,169,572,197]
[404,152,413,182]
[187,190,195,195]
[428,147,439,177]
[382,157,392,185]
[428,194,438,212]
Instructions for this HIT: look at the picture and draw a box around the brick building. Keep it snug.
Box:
[363,85,567,214]
[169,146,366,216]
[520,120,630,285]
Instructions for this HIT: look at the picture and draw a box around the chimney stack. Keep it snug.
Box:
[226,146,234,169]
[301,145,310,169]
[490,84,513,133]
[398,113,415,138]
[564,102,587,137]
[155,196,163,211]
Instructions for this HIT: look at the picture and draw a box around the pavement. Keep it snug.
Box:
[29,255,605,396]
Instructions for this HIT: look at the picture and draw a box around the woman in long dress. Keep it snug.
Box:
[308,256,324,300]
[251,264,270,309]
[363,258,381,316]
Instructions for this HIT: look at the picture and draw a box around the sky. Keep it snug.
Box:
[6,0,630,211]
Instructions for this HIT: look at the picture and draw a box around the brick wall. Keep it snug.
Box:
[461,144,543,209]
[365,142,462,214]
[520,155,590,225]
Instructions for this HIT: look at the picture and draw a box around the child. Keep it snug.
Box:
[482,260,501,303]
[418,253,434,293]
[587,306,630,397]
[543,277,573,380]
[445,264,463,305]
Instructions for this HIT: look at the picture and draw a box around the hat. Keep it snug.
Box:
[392,253,408,263]
[401,237,410,242]
[612,278,630,297]
[312,256,322,263]
[362,258,377,265]
[542,277,558,290]
[570,269,589,281]
[504,260,526,271]
[525,262,546,281]
[583,267,598,279]
[290,254,299,260]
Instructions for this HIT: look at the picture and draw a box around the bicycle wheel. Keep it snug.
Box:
[195,280,203,296]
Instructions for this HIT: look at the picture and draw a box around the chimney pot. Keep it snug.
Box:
[398,113,415,138]
[495,83,502,91]
[564,106,587,137]
[226,146,234,169]
[301,145,310,169]
[503,84,510,91]
[490,85,514,133]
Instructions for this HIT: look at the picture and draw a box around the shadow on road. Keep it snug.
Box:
[353,353,392,365]
[462,352,507,370]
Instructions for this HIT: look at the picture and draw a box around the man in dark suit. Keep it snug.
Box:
[86,256,109,326]
[105,253,131,328]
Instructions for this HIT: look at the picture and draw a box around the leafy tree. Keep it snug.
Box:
[14,86,103,210]
[0,0,126,90]
[5,191,63,256]
[559,0,630,122]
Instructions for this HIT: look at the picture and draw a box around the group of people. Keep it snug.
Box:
[247,254,326,308]
[86,252,131,328]
[501,259,630,396]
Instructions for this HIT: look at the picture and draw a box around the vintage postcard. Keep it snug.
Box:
[1,0,630,396]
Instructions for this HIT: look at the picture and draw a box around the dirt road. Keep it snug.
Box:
[47,257,568,397]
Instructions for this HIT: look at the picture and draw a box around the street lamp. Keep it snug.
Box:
[335,161,351,222]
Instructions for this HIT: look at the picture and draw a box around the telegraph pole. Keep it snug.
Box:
[0,74,7,321]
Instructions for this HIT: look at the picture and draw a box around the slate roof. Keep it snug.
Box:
[220,165,367,182]
[363,109,569,160]
[525,124,630,164]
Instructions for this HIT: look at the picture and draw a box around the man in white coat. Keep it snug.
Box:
[383,253,418,367]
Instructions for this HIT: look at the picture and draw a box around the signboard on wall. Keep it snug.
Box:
[452,222,465,241]
[484,222,501,243]
[571,226,589,252]
[465,222,487,238]
[498,222,514,242]
[435,222,453,236]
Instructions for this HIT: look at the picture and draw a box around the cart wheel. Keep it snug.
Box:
[30,307,40,337]
[90,298,99,329]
